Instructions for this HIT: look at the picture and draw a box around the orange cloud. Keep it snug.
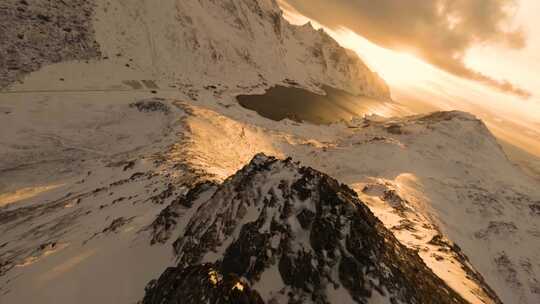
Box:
[284,0,530,98]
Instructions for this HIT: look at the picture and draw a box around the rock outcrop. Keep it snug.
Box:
[0,0,100,88]
[142,154,468,304]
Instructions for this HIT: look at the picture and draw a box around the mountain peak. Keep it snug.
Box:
[143,154,469,304]
[0,0,390,99]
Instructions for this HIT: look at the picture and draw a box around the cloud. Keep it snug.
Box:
[284,0,530,98]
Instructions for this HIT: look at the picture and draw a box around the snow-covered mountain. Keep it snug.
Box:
[1,0,539,304]
[2,98,538,304]
[143,154,469,304]
[0,0,389,99]
[157,103,540,304]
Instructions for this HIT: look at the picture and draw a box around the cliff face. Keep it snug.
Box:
[143,154,467,304]
[0,0,390,99]
[0,0,100,88]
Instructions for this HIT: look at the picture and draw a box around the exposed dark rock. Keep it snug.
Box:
[475,221,518,240]
[149,183,176,204]
[143,154,477,304]
[102,217,134,234]
[381,189,411,214]
[495,252,522,290]
[530,202,540,215]
[0,0,101,88]
[130,99,170,114]
[150,181,218,245]
[142,264,264,304]
[385,124,403,135]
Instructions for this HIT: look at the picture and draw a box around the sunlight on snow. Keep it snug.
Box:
[0,184,64,207]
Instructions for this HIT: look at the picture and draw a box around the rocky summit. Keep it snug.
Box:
[142,154,468,304]
[2,0,538,303]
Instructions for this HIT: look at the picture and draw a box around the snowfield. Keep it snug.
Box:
[2,94,539,303]
[1,0,539,303]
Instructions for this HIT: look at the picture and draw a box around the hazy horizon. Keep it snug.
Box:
[1,1,539,303]
[280,0,540,170]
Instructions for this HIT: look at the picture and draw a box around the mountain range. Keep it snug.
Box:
[0,0,539,303]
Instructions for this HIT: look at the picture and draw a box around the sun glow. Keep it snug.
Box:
[279,3,441,89]
[279,2,540,161]
[336,28,540,157]
[0,184,64,207]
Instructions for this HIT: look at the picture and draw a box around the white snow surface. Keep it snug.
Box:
[166,102,540,304]
[2,0,388,100]
[2,92,539,303]
[93,0,389,98]
[0,0,539,303]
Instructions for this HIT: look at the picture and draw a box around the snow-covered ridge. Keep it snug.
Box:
[0,0,390,99]
[168,103,540,304]
[94,0,389,97]
[143,154,471,304]
[1,96,538,303]
[1,1,539,303]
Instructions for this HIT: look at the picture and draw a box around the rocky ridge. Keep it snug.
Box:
[143,154,470,304]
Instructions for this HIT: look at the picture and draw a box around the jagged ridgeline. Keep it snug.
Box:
[0,0,389,99]
[143,154,468,304]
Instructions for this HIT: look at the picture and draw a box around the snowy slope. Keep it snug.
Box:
[1,0,539,303]
[155,102,539,304]
[95,0,389,98]
[0,0,389,99]
[1,95,538,304]
[0,100,199,303]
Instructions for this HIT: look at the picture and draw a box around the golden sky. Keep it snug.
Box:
[279,0,540,159]
[283,0,535,97]
[465,0,540,98]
